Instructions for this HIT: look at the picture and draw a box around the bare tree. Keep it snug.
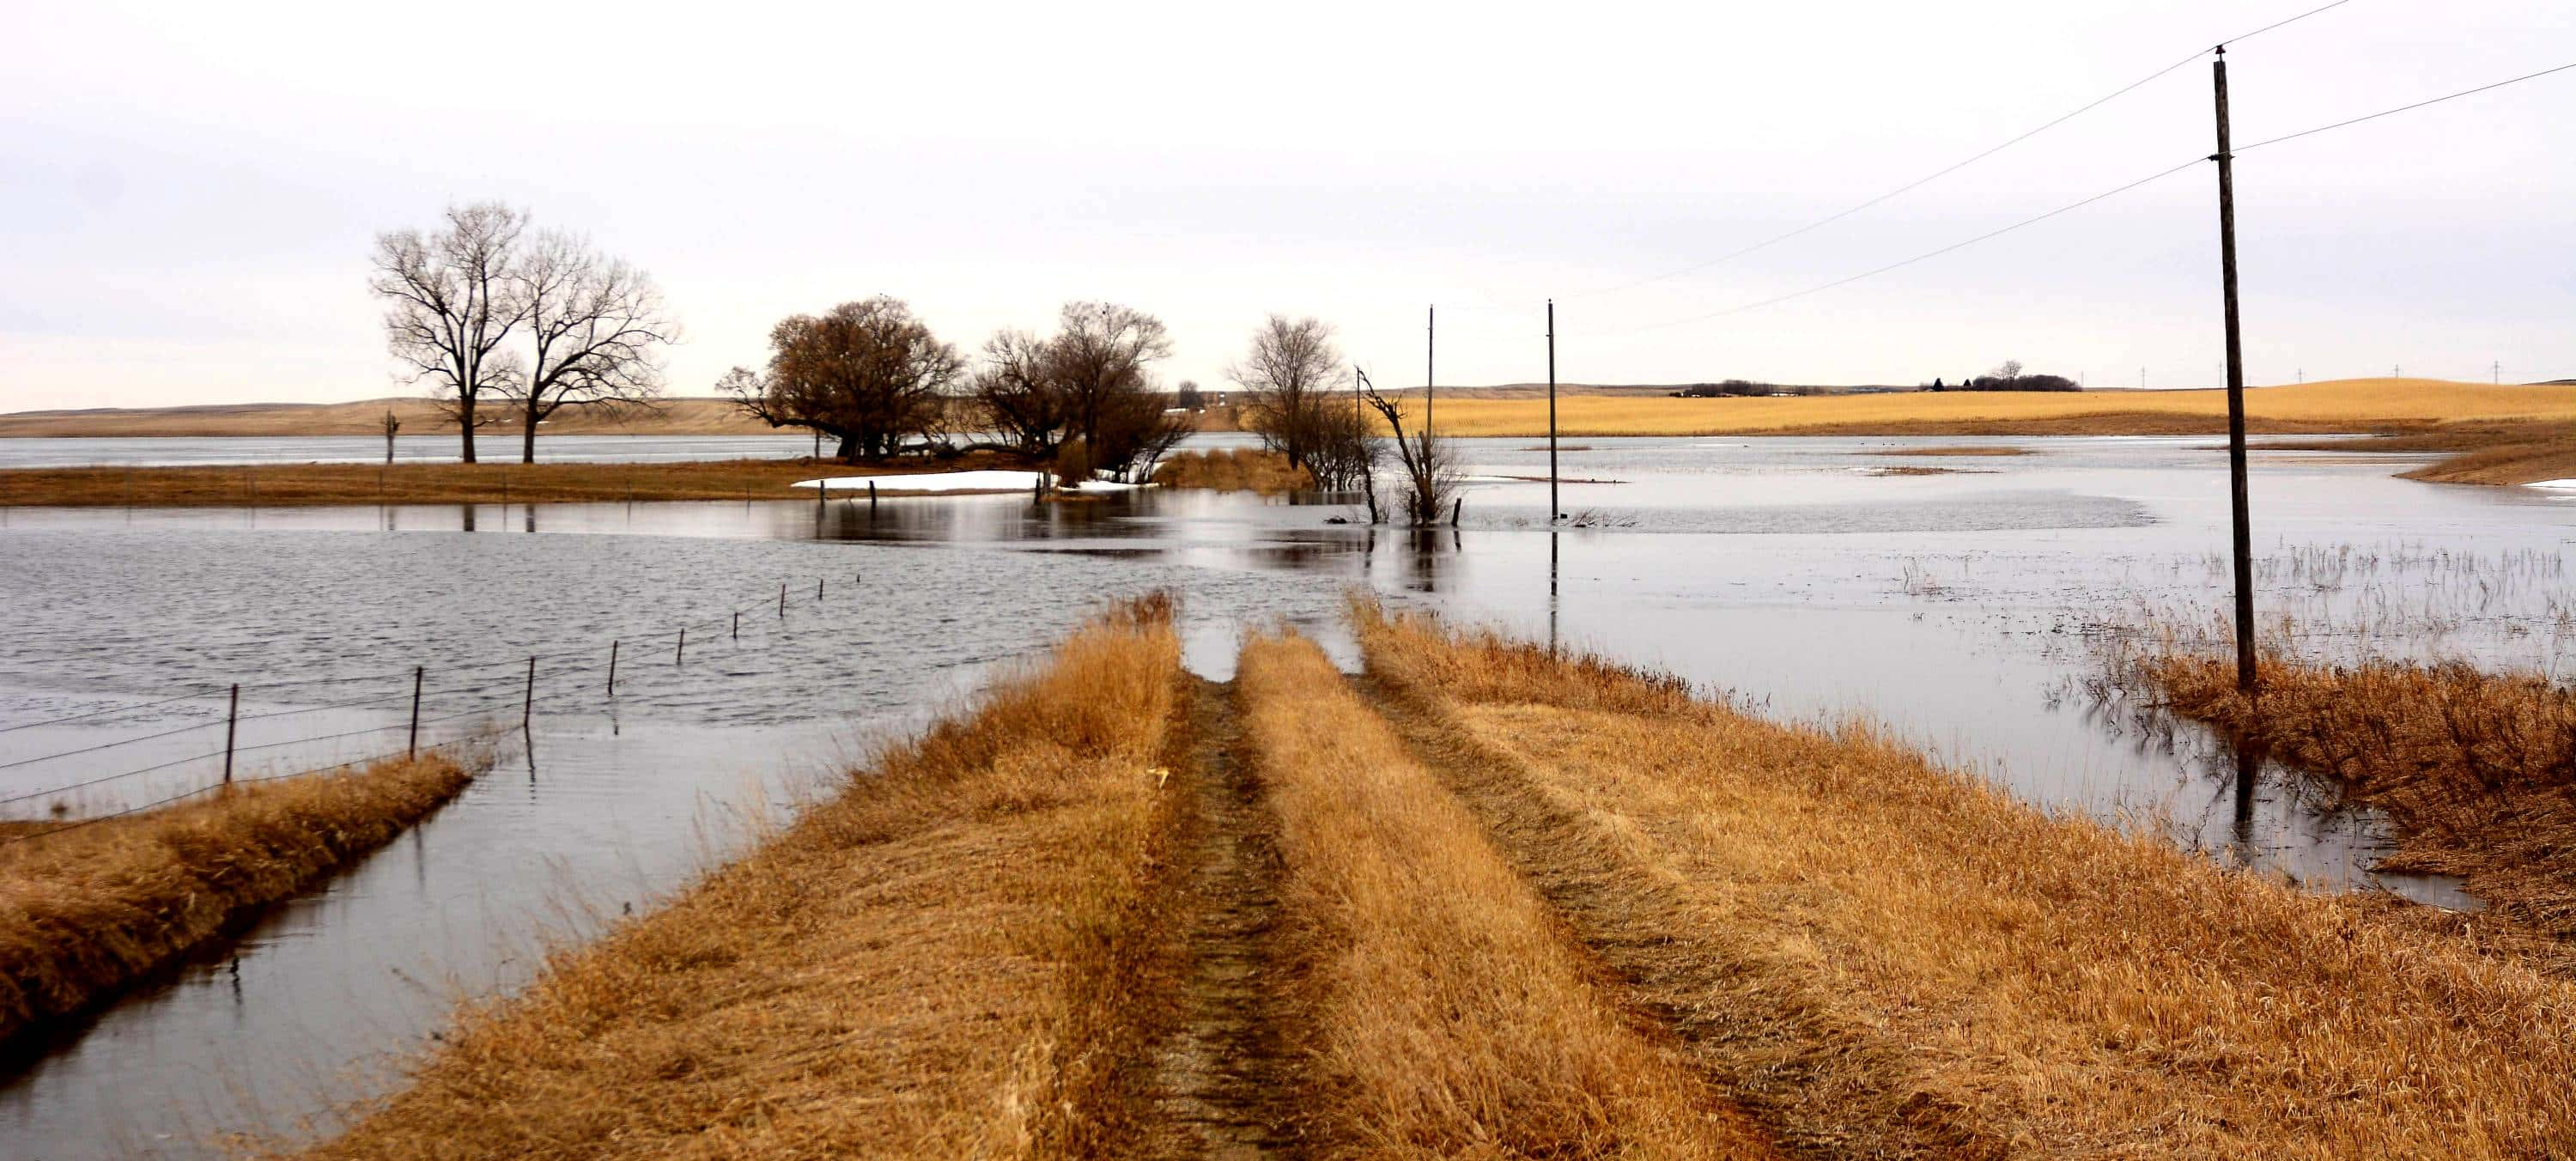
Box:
[368,203,527,463]
[970,329,1071,457]
[725,296,964,461]
[1048,301,1178,477]
[492,231,679,463]
[1232,314,1342,473]
[1175,380,1204,411]
[1360,369,1459,526]
[380,408,401,464]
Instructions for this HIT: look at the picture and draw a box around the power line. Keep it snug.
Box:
[1618,155,2209,332]
[1603,50,2571,335]
[2236,59,2576,154]
[1568,0,2358,300]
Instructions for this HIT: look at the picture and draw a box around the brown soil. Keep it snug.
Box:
[1129,678,1301,1156]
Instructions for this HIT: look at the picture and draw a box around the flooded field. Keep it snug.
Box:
[1,433,2569,1155]
[0,434,819,470]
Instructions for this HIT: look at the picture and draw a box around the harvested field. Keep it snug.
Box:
[0,453,1031,508]
[0,752,478,1048]
[295,598,1188,1158]
[1352,602,2576,1158]
[1398,378,2576,438]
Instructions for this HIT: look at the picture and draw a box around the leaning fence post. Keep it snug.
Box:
[222,684,240,787]
[817,578,823,602]
[608,641,619,696]
[408,666,423,757]
[677,626,687,666]
[868,480,878,510]
[732,610,740,641]
[522,656,536,730]
[779,582,786,618]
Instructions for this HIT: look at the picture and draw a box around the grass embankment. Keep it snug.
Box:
[1237,632,1776,1158]
[1354,604,2576,1156]
[2148,654,2576,939]
[303,598,1188,1158]
[1403,377,2576,439]
[0,452,1030,509]
[1150,448,1313,493]
[0,753,478,1047]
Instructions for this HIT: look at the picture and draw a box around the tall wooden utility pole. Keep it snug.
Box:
[2214,45,2257,695]
[1546,300,1559,521]
[1425,306,1436,438]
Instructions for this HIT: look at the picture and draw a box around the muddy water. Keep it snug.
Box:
[1,433,2568,1154]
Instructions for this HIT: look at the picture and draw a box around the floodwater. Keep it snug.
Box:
[0,434,818,469]
[1,432,2569,1155]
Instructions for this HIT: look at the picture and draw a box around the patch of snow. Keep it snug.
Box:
[2524,478,2576,490]
[793,470,1149,494]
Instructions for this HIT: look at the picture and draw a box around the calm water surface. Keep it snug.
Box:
[1,432,2569,1155]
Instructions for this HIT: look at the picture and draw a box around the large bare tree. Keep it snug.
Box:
[494,230,679,462]
[368,203,527,463]
[969,329,1070,456]
[1232,313,1341,473]
[724,296,964,462]
[1047,301,1186,481]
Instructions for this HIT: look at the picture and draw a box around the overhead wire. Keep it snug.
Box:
[1566,0,2360,300]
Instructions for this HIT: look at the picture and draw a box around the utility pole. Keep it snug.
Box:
[1546,300,1559,521]
[2214,44,2257,696]
[1425,305,1436,439]
[2495,360,2502,385]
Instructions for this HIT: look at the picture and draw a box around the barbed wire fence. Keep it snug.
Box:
[0,567,881,848]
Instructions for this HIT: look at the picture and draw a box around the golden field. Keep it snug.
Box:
[1396,377,2576,438]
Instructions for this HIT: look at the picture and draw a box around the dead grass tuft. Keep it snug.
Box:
[1355,603,2576,1157]
[0,753,478,1047]
[1149,448,1314,493]
[1237,629,1775,1158]
[2148,653,2576,939]
[295,595,1188,1158]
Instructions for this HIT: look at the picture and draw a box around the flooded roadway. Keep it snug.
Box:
[1,433,2569,1155]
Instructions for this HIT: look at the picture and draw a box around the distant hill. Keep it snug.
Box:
[0,397,773,438]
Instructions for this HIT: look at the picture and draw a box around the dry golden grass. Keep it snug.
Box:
[0,452,1033,509]
[2149,653,2576,940]
[1149,448,1314,493]
[297,597,1188,1159]
[0,753,477,1047]
[1354,603,2576,1158]
[1401,378,2576,438]
[1236,630,1776,1159]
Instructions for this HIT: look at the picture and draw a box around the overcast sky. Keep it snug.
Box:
[4,0,2571,411]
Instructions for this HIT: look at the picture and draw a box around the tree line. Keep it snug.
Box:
[717,298,1193,483]
[368,203,679,463]
[368,203,1455,519]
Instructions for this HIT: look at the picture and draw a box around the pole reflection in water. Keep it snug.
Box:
[1548,530,1560,657]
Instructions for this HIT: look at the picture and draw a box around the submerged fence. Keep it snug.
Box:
[0,567,881,848]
